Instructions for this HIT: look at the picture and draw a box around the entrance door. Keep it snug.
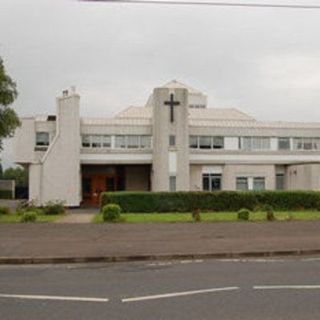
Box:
[92,176,106,205]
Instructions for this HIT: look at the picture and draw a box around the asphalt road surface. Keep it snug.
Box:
[1,257,320,319]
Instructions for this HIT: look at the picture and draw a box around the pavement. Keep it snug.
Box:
[1,220,320,264]
[1,257,320,319]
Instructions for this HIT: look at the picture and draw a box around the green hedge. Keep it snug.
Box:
[100,191,320,213]
[0,190,13,199]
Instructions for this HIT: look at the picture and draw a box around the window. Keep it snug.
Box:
[140,136,151,149]
[189,136,198,148]
[91,135,101,148]
[127,135,140,149]
[102,135,111,148]
[169,176,176,192]
[169,135,176,146]
[293,137,320,151]
[36,132,49,146]
[199,136,211,149]
[213,137,224,149]
[236,177,248,191]
[82,135,90,148]
[253,177,265,190]
[241,137,270,151]
[202,174,222,191]
[115,135,126,148]
[276,174,285,190]
[278,137,290,150]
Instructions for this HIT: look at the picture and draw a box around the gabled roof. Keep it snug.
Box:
[160,80,203,95]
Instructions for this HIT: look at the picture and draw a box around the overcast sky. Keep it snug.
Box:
[1,0,320,167]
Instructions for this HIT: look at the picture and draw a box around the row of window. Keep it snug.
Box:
[201,174,285,191]
[35,132,320,153]
[82,135,152,149]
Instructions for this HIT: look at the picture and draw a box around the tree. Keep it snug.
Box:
[3,166,28,187]
[0,57,20,150]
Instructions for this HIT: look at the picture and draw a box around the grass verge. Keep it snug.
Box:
[0,214,63,223]
[92,211,320,223]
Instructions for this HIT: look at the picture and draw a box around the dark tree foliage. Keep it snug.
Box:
[0,57,20,150]
[3,166,28,187]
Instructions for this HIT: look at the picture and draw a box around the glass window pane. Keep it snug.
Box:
[140,136,151,149]
[102,135,111,148]
[202,175,210,191]
[189,136,198,148]
[313,138,320,150]
[276,174,285,190]
[278,137,290,150]
[303,138,312,150]
[169,176,176,192]
[211,174,222,191]
[82,135,90,148]
[91,135,101,148]
[36,132,49,146]
[242,137,251,150]
[253,177,265,190]
[169,135,176,146]
[213,137,224,149]
[236,177,248,191]
[127,135,140,149]
[115,135,126,148]
[293,138,302,150]
[199,136,211,149]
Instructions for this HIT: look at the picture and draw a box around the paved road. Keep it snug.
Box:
[0,257,320,319]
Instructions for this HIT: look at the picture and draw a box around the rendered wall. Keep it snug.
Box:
[286,164,320,190]
[39,93,81,206]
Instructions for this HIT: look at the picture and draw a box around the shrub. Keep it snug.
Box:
[102,204,121,222]
[43,201,65,215]
[264,204,275,221]
[237,208,250,221]
[100,191,320,213]
[20,211,37,223]
[191,208,201,222]
[0,206,10,215]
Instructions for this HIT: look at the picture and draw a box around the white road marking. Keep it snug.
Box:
[0,293,109,302]
[254,285,320,290]
[122,286,239,302]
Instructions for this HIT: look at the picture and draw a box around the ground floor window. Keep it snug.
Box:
[169,176,176,192]
[276,173,285,190]
[236,177,248,191]
[236,176,266,191]
[202,174,222,191]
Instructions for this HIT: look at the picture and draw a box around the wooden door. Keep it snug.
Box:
[92,176,106,205]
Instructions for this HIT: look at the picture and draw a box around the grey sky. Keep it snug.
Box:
[1,0,320,166]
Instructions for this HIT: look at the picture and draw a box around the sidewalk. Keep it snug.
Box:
[1,220,320,264]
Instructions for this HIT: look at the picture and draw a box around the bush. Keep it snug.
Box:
[237,208,250,221]
[43,201,65,215]
[20,211,37,223]
[100,191,320,213]
[102,204,121,222]
[191,208,201,222]
[0,206,10,215]
[264,204,275,221]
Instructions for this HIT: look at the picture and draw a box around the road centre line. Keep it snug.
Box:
[254,285,320,290]
[122,287,239,302]
[0,293,109,303]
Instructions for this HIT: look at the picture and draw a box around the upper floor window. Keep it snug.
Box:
[190,136,224,150]
[36,132,49,147]
[115,135,152,149]
[240,137,270,151]
[169,135,176,147]
[293,137,320,151]
[278,137,290,150]
[82,135,111,148]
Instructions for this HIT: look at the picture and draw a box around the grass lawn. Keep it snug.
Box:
[0,214,63,223]
[93,211,320,223]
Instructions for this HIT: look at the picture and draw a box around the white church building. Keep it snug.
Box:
[13,80,320,206]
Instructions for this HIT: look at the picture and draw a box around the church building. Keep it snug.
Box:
[14,80,320,206]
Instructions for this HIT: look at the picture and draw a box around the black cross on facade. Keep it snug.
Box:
[164,93,180,123]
